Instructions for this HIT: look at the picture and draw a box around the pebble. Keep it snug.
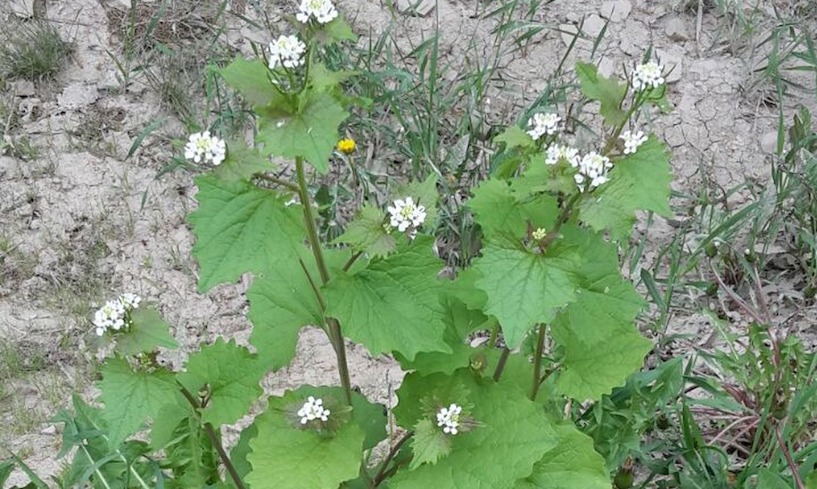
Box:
[40,425,57,435]
[759,131,778,154]
[9,80,36,97]
[665,16,690,42]
[599,0,632,22]
[395,0,435,17]
[583,14,606,39]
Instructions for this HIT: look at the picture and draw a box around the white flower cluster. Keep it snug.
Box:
[545,144,580,167]
[296,0,338,24]
[620,130,647,154]
[574,152,613,191]
[184,131,226,166]
[387,197,427,234]
[436,403,463,435]
[526,112,561,140]
[298,396,330,424]
[532,227,547,241]
[269,34,306,70]
[93,293,142,336]
[631,61,665,91]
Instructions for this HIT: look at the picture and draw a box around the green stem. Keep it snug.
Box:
[254,173,300,193]
[372,431,414,487]
[530,323,547,401]
[204,423,247,489]
[178,385,247,489]
[492,347,510,382]
[343,251,363,272]
[295,156,353,405]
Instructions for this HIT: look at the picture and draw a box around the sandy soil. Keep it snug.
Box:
[1,0,815,485]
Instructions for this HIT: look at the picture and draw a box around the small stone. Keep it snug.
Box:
[40,425,57,435]
[395,0,435,17]
[665,16,690,42]
[9,80,36,97]
[582,14,606,38]
[759,131,778,154]
[599,0,632,22]
[9,0,35,18]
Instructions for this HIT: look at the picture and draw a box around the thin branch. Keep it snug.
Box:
[492,347,510,382]
[178,385,247,489]
[343,251,363,272]
[530,323,546,401]
[372,431,414,487]
[254,172,299,192]
[776,425,805,489]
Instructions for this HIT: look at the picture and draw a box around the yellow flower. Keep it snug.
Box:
[337,138,356,154]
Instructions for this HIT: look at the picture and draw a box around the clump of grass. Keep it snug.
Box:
[0,19,73,80]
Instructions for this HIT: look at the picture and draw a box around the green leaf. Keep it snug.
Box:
[391,370,558,489]
[231,424,258,487]
[98,358,178,446]
[151,400,191,449]
[316,15,357,45]
[115,307,178,356]
[515,422,609,489]
[246,386,365,489]
[323,236,450,360]
[551,229,650,399]
[309,62,356,93]
[213,139,273,184]
[0,460,13,486]
[469,178,560,243]
[494,125,535,150]
[333,204,395,258]
[409,419,451,470]
[247,251,323,371]
[757,469,792,489]
[473,240,580,348]
[398,295,490,375]
[579,137,672,239]
[177,338,264,426]
[576,61,628,126]
[553,318,650,400]
[805,470,817,489]
[350,393,387,451]
[257,91,348,174]
[189,174,305,292]
[219,57,282,107]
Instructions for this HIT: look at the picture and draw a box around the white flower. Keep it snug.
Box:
[436,403,463,435]
[93,299,125,336]
[297,396,330,424]
[387,197,427,233]
[184,131,227,166]
[296,0,338,24]
[632,61,665,91]
[620,130,648,154]
[119,293,142,310]
[574,152,613,191]
[526,112,561,140]
[532,228,547,241]
[545,144,580,167]
[268,34,306,70]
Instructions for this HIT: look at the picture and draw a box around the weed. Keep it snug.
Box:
[0,19,73,81]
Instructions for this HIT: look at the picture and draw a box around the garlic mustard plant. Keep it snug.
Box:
[631,61,665,91]
[297,396,331,424]
[296,0,338,24]
[620,129,648,154]
[387,197,426,233]
[56,4,674,485]
[526,112,561,140]
[436,403,463,435]
[184,131,226,166]
[545,143,580,167]
[575,151,613,190]
[268,34,306,69]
